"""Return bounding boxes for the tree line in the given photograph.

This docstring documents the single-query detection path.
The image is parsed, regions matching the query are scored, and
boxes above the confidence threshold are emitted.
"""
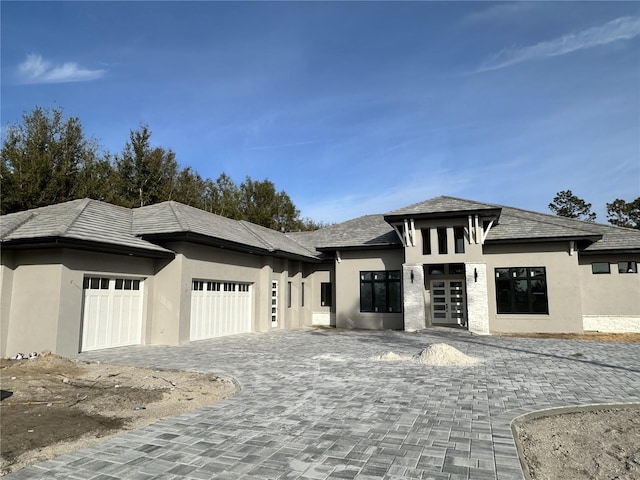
[549,190,639,229]
[1,107,326,232]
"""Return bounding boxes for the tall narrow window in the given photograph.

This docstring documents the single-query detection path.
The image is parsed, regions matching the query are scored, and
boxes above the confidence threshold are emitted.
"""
[321,282,332,307]
[437,227,448,254]
[271,281,278,324]
[454,226,465,254]
[287,281,292,308]
[421,228,431,255]
[301,282,305,307]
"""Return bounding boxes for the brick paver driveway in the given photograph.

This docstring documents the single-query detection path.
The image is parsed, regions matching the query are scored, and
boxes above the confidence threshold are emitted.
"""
[9,328,640,480]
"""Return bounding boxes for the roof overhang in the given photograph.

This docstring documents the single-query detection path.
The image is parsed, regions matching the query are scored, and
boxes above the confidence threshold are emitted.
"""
[485,235,602,246]
[141,232,321,263]
[317,243,403,252]
[384,208,502,223]
[1,237,175,259]
[579,248,640,256]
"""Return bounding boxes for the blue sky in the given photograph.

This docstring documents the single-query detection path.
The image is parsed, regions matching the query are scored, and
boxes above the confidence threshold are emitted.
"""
[2,1,639,224]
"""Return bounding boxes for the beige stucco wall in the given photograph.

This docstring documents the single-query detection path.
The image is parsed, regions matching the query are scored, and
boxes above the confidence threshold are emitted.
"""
[578,253,640,332]
[304,267,334,326]
[1,251,16,357]
[334,248,404,330]
[483,242,584,333]
[2,248,159,357]
[577,254,640,316]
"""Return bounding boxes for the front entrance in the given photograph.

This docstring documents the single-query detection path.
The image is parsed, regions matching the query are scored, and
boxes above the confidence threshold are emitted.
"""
[430,279,466,327]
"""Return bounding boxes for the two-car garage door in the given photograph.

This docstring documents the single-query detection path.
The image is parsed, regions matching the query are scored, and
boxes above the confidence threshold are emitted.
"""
[190,280,252,340]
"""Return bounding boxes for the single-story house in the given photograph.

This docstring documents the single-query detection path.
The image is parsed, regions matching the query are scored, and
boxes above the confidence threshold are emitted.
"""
[1,196,639,357]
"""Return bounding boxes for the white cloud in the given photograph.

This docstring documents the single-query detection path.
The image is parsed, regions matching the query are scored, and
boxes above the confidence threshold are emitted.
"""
[17,54,106,84]
[478,16,640,72]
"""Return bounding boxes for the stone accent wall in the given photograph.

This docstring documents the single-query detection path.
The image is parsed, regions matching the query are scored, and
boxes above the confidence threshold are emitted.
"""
[583,316,640,333]
[465,263,490,335]
[403,264,426,331]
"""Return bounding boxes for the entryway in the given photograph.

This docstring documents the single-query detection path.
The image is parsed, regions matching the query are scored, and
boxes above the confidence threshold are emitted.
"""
[430,279,467,327]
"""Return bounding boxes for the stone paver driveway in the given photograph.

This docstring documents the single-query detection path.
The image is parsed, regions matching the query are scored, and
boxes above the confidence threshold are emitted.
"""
[8,328,640,480]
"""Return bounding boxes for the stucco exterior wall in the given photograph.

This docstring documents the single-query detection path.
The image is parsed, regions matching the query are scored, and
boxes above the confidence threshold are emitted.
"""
[3,251,63,357]
[483,242,584,333]
[2,248,160,357]
[334,248,404,330]
[578,253,640,332]
[0,251,16,357]
[305,267,334,326]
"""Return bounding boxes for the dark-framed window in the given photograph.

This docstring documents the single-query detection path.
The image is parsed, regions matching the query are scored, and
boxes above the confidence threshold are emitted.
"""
[287,281,292,308]
[421,228,431,255]
[437,227,448,254]
[495,267,548,314]
[618,261,637,274]
[591,262,610,274]
[454,227,465,254]
[321,282,332,307]
[360,271,402,313]
[301,282,305,307]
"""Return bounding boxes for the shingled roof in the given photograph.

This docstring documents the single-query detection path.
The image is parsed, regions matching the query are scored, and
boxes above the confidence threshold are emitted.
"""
[384,196,501,220]
[1,199,173,257]
[133,201,319,260]
[287,214,401,252]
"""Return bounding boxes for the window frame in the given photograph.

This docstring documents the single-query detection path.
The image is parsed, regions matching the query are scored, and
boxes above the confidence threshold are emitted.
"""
[320,282,332,307]
[495,267,549,315]
[618,261,637,274]
[359,270,402,313]
[437,227,448,254]
[421,228,431,255]
[591,262,610,274]
[454,226,465,254]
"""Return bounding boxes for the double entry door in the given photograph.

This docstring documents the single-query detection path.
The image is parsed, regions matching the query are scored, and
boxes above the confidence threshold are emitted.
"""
[430,279,466,327]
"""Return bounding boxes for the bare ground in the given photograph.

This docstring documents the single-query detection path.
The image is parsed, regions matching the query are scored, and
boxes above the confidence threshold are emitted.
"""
[514,407,640,480]
[0,353,237,476]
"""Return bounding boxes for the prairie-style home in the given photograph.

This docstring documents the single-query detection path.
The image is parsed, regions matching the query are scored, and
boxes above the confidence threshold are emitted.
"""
[1,196,638,357]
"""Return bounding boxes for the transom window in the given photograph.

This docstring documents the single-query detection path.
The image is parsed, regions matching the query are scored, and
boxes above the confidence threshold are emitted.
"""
[591,262,610,274]
[360,271,402,313]
[495,267,548,314]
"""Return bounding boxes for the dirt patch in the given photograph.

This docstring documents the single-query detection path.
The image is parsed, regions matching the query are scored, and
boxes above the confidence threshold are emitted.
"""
[514,406,640,480]
[0,353,237,476]
[497,332,640,342]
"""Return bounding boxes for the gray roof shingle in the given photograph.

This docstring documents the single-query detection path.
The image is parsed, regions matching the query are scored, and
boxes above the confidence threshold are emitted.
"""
[287,215,401,251]
[1,199,172,255]
[385,196,500,217]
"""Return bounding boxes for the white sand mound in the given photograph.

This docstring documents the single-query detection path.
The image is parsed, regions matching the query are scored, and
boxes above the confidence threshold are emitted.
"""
[373,351,411,361]
[414,343,481,366]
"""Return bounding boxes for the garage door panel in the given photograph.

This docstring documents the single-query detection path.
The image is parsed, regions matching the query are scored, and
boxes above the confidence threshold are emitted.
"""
[81,277,143,352]
[190,281,252,341]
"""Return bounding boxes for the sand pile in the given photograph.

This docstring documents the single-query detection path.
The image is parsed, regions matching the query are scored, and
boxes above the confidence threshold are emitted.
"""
[414,343,481,366]
[375,351,410,361]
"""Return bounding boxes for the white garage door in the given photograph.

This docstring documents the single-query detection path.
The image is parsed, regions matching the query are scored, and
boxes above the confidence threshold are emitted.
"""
[81,277,143,352]
[190,280,252,340]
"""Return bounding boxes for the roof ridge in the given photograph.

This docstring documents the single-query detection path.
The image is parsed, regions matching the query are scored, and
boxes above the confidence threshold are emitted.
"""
[238,220,275,251]
[58,198,92,235]
[167,201,190,231]
[0,211,35,237]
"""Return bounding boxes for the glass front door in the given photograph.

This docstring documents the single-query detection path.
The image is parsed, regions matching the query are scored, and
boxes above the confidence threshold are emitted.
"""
[430,279,466,327]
